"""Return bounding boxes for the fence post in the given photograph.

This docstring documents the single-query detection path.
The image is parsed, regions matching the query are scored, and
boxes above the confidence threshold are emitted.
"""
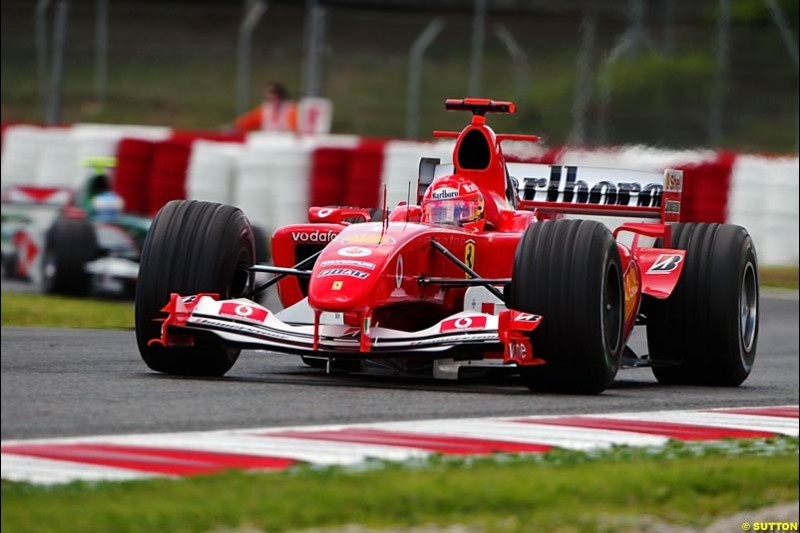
[661,0,675,55]
[596,2,648,143]
[763,0,799,152]
[46,0,69,125]
[406,19,444,139]
[35,0,51,120]
[303,0,326,97]
[468,0,487,96]
[236,0,268,116]
[570,12,596,145]
[708,0,730,146]
[94,0,108,106]
[493,24,530,98]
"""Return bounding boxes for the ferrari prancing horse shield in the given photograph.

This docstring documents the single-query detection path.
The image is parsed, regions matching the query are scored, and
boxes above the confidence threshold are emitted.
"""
[464,240,476,278]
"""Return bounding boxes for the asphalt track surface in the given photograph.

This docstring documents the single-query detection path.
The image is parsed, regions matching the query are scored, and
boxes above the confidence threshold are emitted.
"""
[2,293,797,440]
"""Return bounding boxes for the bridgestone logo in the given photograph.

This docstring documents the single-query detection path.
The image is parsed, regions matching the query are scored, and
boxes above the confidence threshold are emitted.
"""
[432,188,459,200]
[291,230,337,243]
[648,254,682,274]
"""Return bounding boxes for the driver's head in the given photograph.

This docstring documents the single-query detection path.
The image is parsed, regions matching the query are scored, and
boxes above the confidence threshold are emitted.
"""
[421,175,485,230]
[91,191,124,222]
[265,82,289,103]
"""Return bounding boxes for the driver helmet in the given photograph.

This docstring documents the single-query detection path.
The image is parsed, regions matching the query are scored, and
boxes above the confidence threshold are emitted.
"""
[91,191,124,222]
[421,175,485,230]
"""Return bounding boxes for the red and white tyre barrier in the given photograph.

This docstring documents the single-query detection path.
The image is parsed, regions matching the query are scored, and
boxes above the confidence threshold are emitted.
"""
[2,405,796,485]
[2,122,798,265]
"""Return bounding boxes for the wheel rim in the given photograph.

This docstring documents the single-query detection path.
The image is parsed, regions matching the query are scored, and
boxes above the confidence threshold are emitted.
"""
[602,262,623,354]
[739,261,757,352]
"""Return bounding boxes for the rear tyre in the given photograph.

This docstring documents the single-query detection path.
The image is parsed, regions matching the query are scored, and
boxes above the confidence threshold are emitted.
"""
[135,200,255,376]
[645,223,758,386]
[509,219,624,394]
[41,217,98,296]
[3,250,20,279]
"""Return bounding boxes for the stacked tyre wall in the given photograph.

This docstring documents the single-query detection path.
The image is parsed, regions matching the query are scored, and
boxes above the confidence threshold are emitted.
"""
[2,123,797,266]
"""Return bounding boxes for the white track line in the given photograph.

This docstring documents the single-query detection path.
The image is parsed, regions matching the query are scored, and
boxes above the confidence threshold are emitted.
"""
[368,419,669,450]
[595,411,799,436]
[1,454,154,484]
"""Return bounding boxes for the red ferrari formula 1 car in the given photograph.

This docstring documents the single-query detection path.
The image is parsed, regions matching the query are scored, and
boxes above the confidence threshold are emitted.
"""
[135,99,759,394]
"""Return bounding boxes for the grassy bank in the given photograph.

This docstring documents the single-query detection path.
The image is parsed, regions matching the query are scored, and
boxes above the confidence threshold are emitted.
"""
[1,292,133,329]
[2,438,798,533]
[761,266,799,290]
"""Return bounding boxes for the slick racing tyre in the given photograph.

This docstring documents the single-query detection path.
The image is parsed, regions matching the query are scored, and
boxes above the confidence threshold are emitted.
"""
[135,200,255,376]
[509,219,624,394]
[42,217,98,296]
[645,223,759,386]
[3,251,20,279]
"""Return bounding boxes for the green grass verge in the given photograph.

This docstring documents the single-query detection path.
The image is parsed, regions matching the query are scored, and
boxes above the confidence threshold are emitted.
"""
[0,292,133,329]
[761,266,799,290]
[2,438,798,533]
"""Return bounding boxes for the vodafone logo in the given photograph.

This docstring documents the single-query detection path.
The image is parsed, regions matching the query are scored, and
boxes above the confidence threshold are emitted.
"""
[219,302,268,324]
[291,230,337,243]
[235,304,254,317]
[439,316,488,333]
[338,246,372,258]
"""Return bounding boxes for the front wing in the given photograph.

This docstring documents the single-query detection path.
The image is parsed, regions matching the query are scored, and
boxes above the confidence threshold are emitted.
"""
[153,294,542,365]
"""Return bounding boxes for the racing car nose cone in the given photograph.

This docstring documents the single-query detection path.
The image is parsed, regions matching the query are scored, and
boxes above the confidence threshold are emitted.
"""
[308,221,420,312]
[307,268,376,312]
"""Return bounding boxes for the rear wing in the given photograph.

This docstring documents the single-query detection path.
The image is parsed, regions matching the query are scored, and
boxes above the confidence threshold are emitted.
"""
[421,160,682,224]
[445,98,515,116]
[515,164,682,223]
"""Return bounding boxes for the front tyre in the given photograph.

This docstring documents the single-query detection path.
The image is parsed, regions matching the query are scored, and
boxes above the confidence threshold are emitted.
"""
[645,223,758,386]
[41,217,98,296]
[509,219,624,394]
[135,200,255,376]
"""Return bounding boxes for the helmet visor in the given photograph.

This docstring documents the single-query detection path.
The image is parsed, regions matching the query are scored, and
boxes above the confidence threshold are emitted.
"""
[422,199,482,226]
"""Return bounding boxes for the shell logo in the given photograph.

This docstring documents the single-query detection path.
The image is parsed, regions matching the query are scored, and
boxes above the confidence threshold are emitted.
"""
[625,268,639,300]
[341,234,396,245]
[338,246,372,258]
